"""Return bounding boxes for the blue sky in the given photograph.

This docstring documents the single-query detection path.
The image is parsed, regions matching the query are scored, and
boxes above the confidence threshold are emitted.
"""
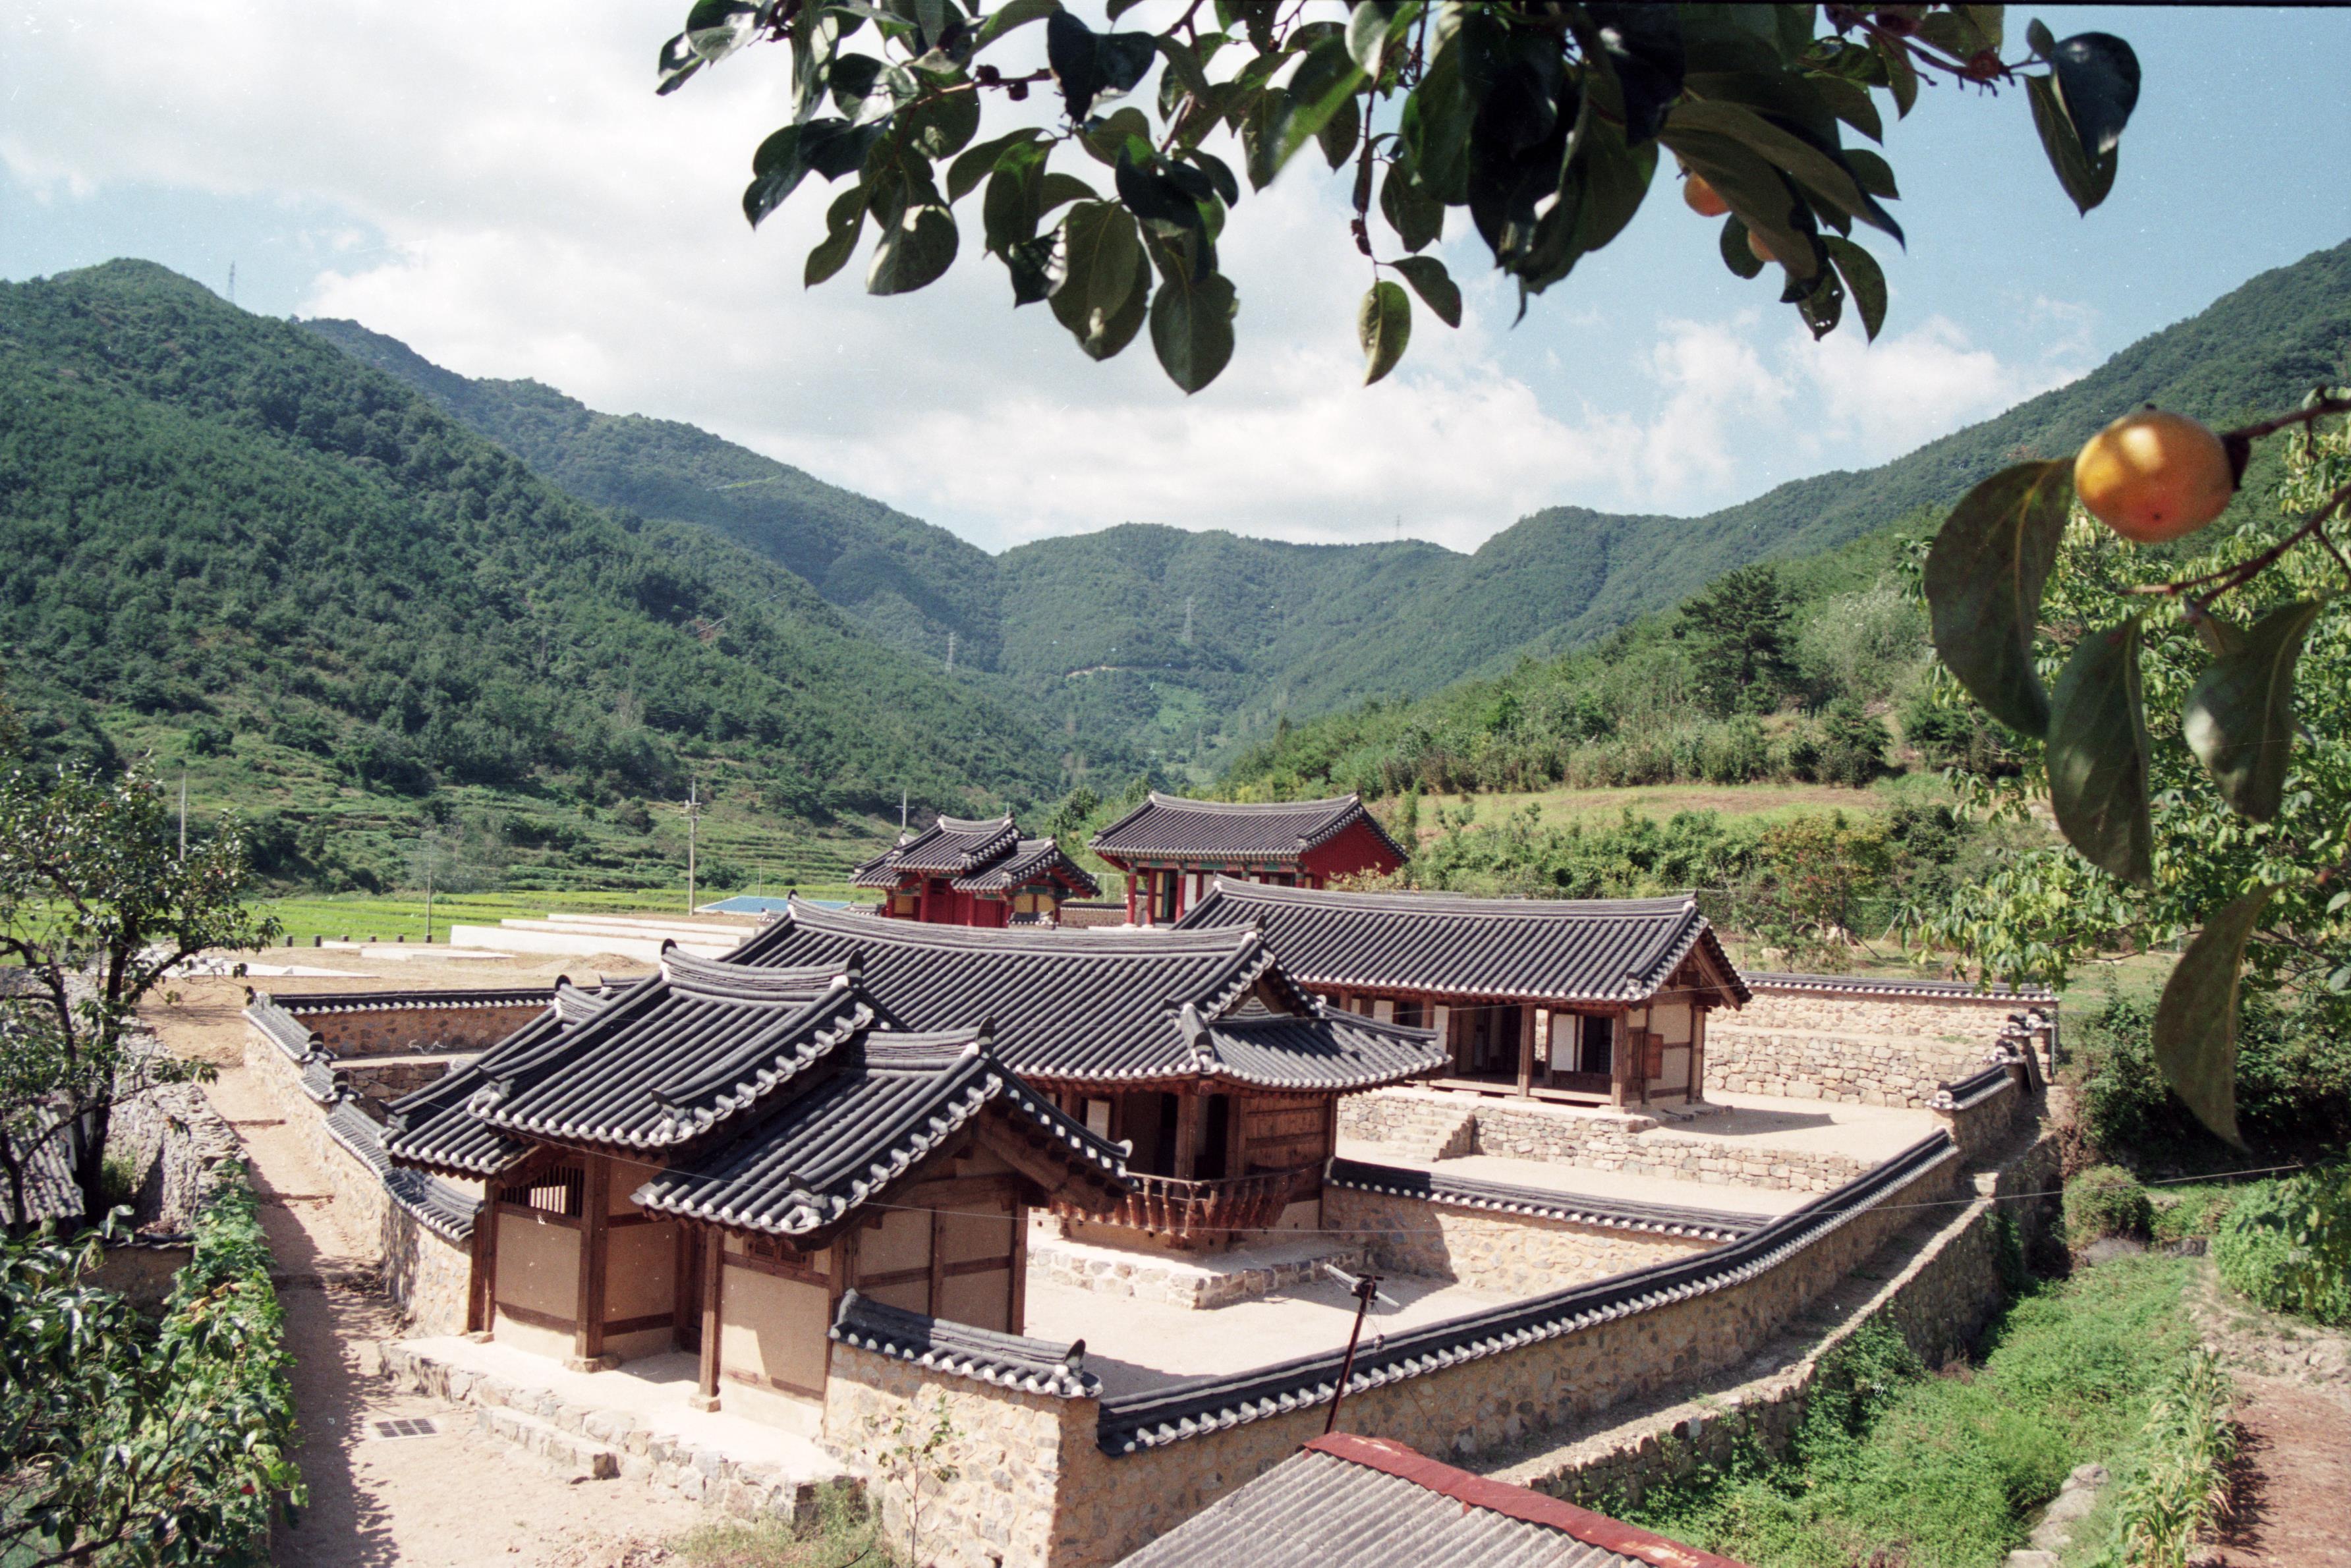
[4,4,2346,553]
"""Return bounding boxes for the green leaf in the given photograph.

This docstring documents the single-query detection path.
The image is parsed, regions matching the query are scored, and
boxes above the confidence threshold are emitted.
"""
[1718,214,1764,279]
[743,119,882,228]
[1147,264,1237,393]
[1357,279,1411,385]
[1243,38,1367,190]
[1399,5,1494,203]
[1391,256,1460,328]
[1923,461,2073,738]
[947,130,1040,203]
[974,0,1058,51]
[1316,92,1361,170]
[2025,18,2058,59]
[1844,148,1898,200]
[2182,598,2325,823]
[1660,126,1817,280]
[1379,160,1445,253]
[2050,32,2140,156]
[1825,237,1885,340]
[866,200,959,294]
[2046,615,2155,885]
[1807,72,1883,144]
[1345,0,1417,74]
[1050,200,1146,354]
[902,84,982,160]
[1080,107,1152,167]
[2026,73,2116,214]
[1157,34,1213,104]
[2154,884,2276,1147]
[1873,31,1917,117]
[1661,100,1902,244]
[805,182,868,286]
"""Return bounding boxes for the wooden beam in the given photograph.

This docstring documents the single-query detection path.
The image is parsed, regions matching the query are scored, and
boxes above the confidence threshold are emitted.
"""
[1516,1005,1535,1098]
[1222,1093,1247,1179]
[575,1154,611,1363]
[1009,1203,1029,1336]
[928,1207,949,1317]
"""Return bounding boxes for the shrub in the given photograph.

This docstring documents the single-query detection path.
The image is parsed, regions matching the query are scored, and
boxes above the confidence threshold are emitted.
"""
[2072,993,2351,1161]
[2087,1347,2236,1568]
[2212,1165,2351,1324]
[2067,1166,2154,1246]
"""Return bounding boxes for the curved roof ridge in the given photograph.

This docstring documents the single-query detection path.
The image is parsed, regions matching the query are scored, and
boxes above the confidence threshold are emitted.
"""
[664,947,848,997]
[1144,790,1361,814]
[1193,880,1701,916]
[770,895,1252,957]
[934,811,1016,832]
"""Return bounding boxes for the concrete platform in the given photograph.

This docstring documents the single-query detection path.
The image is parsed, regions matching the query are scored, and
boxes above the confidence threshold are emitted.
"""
[1028,1227,1371,1310]
[385,1337,848,1520]
[1697,1090,1937,1162]
[1335,1141,1813,1217]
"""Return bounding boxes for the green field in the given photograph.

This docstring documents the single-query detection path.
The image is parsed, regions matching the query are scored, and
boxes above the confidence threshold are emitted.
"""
[256,884,861,947]
[1415,773,1954,839]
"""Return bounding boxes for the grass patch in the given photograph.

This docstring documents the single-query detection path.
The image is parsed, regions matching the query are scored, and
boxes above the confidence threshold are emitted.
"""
[1614,1253,2195,1568]
[253,885,859,945]
[673,1487,885,1568]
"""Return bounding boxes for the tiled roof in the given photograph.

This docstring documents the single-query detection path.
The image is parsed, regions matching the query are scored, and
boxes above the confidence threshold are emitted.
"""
[851,814,1021,886]
[1095,1131,1956,1455]
[953,838,1100,897]
[382,993,603,1176]
[633,1032,1129,1237]
[1177,883,1749,1007]
[323,1098,480,1243]
[468,954,868,1151]
[1743,972,2056,1002]
[831,1289,1100,1398]
[1326,1157,1765,1241]
[1090,792,1406,867]
[727,900,1446,1090]
[1116,1433,1747,1568]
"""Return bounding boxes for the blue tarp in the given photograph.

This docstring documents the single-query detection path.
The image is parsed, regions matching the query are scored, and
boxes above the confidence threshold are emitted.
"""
[696,895,852,914]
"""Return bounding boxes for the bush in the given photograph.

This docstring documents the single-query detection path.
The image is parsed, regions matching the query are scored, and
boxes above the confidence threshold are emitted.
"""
[2072,993,2351,1161]
[2068,1166,2155,1246]
[2212,1165,2351,1324]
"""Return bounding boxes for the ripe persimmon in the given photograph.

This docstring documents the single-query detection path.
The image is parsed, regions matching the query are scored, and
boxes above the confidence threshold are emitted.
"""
[1744,227,1779,267]
[1684,173,1730,217]
[2074,408,2237,543]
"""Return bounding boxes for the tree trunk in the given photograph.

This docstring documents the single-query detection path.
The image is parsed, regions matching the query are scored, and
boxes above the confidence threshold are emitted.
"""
[69,1102,111,1228]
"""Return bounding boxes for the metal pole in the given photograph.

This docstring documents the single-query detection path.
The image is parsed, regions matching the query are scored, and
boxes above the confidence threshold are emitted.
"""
[178,772,188,860]
[687,779,698,914]
[1323,1271,1381,1435]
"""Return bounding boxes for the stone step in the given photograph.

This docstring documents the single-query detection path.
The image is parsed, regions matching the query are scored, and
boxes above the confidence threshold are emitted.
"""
[473,1403,620,1482]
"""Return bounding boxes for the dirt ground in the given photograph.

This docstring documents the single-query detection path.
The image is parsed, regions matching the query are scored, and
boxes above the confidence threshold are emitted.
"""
[2192,1264,2351,1568]
[148,961,701,1568]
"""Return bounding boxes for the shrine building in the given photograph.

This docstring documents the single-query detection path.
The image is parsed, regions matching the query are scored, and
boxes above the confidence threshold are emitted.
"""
[1089,793,1409,926]
[851,812,1098,928]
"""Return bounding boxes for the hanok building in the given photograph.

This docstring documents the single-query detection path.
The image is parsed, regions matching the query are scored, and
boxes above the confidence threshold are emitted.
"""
[735,900,1443,1246]
[1089,792,1409,926]
[381,901,1443,1434]
[1179,882,1748,1109]
[382,951,1131,1433]
[850,812,1098,928]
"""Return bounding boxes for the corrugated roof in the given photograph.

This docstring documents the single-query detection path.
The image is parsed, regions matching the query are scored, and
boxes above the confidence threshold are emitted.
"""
[633,1032,1129,1237]
[832,1289,1099,1398]
[1116,1434,1749,1567]
[1095,1131,1956,1455]
[1326,1157,1765,1241]
[727,900,1446,1090]
[1177,882,1749,1006]
[1091,792,1406,867]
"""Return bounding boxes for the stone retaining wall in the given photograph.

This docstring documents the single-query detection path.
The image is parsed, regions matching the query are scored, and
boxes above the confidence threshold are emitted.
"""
[1322,1187,1717,1296]
[1705,985,2039,1108]
[298,1002,544,1059]
[383,1204,474,1336]
[1027,1231,1368,1310]
[1498,1131,2062,1511]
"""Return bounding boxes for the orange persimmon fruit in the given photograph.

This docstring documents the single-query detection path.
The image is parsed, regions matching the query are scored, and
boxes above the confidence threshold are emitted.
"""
[2074,408,2238,543]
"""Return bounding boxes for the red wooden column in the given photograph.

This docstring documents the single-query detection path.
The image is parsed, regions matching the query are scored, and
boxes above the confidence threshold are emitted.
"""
[1123,873,1137,924]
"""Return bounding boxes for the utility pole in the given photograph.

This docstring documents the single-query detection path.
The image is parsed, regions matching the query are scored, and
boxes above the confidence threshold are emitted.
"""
[227,262,236,306]
[177,772,188,860]
[945,630,956,673]
[1181,596,1194,646]
[899,789,909,833]
[685,778,699,914]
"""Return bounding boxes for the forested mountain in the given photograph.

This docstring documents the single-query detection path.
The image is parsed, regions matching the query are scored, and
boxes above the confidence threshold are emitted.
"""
[308,241,2351,779]
[0,261,1067,888]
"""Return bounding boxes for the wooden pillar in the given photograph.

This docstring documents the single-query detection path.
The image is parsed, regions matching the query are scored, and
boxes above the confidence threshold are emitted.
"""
[1173,1090,1204,1179]
[468,1189,499,1335]
[1008,1204,1029,1336]
[1432,1004,1454,1075]
[1516,1005,1536,1097]
[1223,1093,1248,1177]
[928,1207,949,1317]
[694,1228,723,1407]
[1610,1011,1635,1108]
[1123,873,1137,924]
[574,1155,611,1366]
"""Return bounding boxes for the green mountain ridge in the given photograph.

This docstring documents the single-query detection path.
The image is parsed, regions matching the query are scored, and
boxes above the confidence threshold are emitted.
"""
[0,260,1068,888]
[302,239,2351,775]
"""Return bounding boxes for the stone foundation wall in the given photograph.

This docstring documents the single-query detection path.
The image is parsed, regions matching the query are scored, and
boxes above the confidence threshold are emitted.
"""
[1706,987,2033,1108]
[298,1002,544,1059]
[1322,1187,1718,1296]
[339,1058,463,1107]
[1502,1131,2062,1511]
[822,1342,1084,1568]
[384,1203,474,1335]
[1336,1091,1500,1152]
[1027,1231,1368,1310]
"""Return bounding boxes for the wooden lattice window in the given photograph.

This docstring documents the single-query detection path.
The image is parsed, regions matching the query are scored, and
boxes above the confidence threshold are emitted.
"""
[497,1164,584,1218]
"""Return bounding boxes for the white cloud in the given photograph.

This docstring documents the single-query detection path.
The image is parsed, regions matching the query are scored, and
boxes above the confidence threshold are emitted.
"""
[3,2,2089,553]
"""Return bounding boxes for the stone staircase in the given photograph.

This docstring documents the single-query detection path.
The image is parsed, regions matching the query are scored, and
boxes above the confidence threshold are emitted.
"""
[1376,1098,1481,1162]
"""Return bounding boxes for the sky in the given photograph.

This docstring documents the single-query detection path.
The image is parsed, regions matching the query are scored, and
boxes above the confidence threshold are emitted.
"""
[4,4,2347,555]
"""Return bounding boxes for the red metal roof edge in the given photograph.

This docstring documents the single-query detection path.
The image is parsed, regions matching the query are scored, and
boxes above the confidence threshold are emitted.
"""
[1301,1433,1750,1568]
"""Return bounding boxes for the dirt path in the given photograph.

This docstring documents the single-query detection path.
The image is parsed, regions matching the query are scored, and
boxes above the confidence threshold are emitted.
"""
[183,1024,700,1567]
[2191,1262,2351,1568]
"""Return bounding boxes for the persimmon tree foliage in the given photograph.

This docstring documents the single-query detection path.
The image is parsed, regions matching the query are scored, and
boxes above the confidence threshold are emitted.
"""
[658,1,2141,391]
[1919,398,2351,1144]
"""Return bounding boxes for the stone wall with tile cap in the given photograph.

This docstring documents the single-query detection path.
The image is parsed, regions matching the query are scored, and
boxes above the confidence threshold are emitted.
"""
[1322,1185,1720,1296]
[295,1001,545,1059]
[1705,983,2049,1109]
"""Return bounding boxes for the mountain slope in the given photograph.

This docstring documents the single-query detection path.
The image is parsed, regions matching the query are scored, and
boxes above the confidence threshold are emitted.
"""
[306,238,2351,775]
[0,261,1067,878]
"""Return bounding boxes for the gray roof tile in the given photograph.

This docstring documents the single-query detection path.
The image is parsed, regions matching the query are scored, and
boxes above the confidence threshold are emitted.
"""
[1091,793,1405,866]
[1179,882,1749,1006]
[831,1289,1100,1398]
[1326,1157,1767,1240]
